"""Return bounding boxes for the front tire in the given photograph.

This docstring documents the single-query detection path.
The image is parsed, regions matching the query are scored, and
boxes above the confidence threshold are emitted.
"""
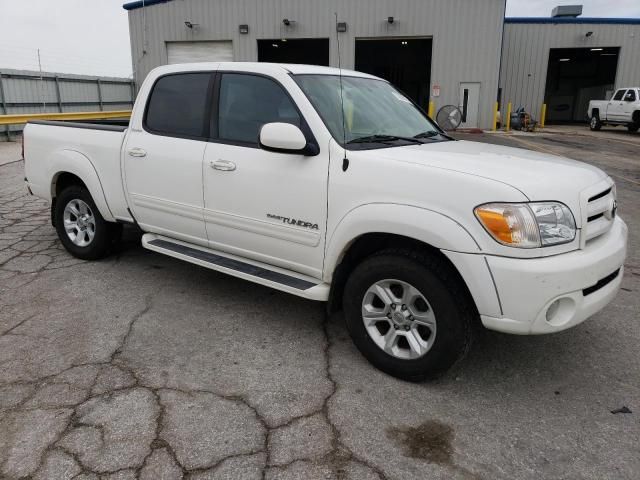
[628,124,639,133]
[343,249,476,381]
[54,185,121,260]
[590,114,602,131]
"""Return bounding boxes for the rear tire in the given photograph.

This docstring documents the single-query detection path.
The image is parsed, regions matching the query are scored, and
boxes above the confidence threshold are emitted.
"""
[590,114,602,131]
[343,249,476,381]
[54,185,121,260]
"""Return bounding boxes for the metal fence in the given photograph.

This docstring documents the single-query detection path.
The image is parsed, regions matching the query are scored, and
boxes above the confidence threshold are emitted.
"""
[0,68,135,141]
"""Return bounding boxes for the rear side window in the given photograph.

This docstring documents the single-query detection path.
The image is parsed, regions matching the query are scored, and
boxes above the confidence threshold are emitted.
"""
[625,90,636,101]
[145,73,211,138]
[217,73,301,144]
[612,90,625,101]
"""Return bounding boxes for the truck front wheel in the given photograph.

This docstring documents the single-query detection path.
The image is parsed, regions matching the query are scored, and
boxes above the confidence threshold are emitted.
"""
[343,249,475,381]
[628,124,639,133]
[54,185,121,260]
[590,114,602,131]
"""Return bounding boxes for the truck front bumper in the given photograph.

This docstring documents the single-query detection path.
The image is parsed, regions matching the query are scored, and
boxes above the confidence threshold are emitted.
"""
[480,216,627,335]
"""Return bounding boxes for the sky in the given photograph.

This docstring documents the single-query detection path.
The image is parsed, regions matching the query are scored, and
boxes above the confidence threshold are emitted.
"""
[0,0,639,78]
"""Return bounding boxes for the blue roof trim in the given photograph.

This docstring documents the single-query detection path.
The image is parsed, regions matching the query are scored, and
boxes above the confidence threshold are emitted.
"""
[123,0,173,11]
[505,17,640,25]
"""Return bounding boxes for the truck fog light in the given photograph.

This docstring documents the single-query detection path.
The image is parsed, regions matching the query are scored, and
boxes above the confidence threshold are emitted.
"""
[544,297,576,326]
[546,300,561,322]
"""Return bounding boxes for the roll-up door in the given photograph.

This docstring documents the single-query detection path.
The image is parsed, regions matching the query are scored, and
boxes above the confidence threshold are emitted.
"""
[166,41,233,64]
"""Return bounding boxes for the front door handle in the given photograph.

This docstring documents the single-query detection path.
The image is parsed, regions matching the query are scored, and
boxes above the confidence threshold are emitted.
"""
[127,148,147,158]
[210,160,236,171]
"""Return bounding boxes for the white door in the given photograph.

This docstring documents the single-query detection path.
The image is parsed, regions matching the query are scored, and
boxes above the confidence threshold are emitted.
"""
[607,89,627,121]
[459,82,481,128]
[202,72,329,278]
[621,89,637,120]
[166,41,233,64]
[124,72,212,246]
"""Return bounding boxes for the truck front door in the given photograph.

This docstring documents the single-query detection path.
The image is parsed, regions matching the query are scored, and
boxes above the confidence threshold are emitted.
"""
[123,72,213,247]
[201,71,329,279]
[607,89,627,121]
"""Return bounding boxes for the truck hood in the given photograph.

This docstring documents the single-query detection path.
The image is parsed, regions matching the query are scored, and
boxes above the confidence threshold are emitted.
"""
[372,139,607,201]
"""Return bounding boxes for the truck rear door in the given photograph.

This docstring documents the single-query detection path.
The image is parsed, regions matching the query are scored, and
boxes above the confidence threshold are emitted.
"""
[123,72,213,247]
[620,89,637,120]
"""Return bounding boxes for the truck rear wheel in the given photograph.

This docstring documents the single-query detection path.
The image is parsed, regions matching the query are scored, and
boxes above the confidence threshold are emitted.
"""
[343,249,475,381]
[54,185,121,260]
[590,114,602,131]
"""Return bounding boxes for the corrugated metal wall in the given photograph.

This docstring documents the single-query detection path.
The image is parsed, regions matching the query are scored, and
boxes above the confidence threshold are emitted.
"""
[127,0,506,129]
[500,21,640,122]
[0,69,135,140]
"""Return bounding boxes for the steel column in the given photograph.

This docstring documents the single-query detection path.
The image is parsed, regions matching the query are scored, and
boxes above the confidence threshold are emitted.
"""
[54,76,63,113]
[97,79,104,111]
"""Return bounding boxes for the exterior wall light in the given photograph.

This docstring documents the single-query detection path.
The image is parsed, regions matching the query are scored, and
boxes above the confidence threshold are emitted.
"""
[239,24,249,34]
[387,16,394,24]
[336,22,348,33]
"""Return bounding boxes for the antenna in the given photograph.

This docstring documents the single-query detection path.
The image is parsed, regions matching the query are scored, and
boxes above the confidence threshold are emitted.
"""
[334,12,349,169]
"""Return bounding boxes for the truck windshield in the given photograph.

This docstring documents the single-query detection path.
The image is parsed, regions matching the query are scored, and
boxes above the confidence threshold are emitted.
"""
[293,74,447,149]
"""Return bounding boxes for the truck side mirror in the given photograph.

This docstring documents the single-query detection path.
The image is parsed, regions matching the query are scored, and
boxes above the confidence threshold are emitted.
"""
[259,122,318,156]
[624,94,634,102]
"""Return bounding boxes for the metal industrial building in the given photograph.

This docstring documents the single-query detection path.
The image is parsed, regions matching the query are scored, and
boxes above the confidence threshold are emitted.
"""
[500,16,640,124]
[124,0,506,129]
[123,0,640,129]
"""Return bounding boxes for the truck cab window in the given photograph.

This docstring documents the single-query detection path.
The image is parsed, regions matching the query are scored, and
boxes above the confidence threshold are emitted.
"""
[217,73,301,145]
[625,90,636,101]
[612,90,625,101]
[144,73,211,138]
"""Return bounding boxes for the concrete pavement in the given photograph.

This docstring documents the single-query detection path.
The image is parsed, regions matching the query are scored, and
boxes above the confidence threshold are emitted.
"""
[1,128,638,479]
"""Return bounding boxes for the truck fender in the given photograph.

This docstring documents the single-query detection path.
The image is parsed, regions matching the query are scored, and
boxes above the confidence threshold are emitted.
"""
[323,203,481,282]
[48,149,115,222]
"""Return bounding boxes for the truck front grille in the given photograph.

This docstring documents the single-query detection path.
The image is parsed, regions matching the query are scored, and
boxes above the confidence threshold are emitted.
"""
[583,187,615,244]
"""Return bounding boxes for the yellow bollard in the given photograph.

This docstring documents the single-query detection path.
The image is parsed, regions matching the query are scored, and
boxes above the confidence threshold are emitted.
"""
[492,102,499,131]
[540,104,547,128]
[505,102,512,132]
[428,101,435,119]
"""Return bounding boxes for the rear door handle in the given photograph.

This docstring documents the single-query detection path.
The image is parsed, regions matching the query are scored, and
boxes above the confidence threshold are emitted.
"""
[128,148,147,158]
[210,160,236,171]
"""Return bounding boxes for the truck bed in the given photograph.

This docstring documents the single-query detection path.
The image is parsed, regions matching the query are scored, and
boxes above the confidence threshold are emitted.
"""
[24,119,132,222]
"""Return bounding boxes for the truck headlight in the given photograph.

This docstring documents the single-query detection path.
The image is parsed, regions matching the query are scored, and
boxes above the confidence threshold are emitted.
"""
[474,202,576,248]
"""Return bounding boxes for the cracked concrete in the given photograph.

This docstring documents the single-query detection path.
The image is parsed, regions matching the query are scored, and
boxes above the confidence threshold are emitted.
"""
[1,131,639,479]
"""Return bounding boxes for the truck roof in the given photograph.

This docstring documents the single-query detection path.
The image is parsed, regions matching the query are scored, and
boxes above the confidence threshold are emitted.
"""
[148,62,380,80]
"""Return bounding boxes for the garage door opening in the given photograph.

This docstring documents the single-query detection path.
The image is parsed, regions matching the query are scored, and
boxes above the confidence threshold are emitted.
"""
[258,38,329,66]
[544,47,620,123]
[355,38,432,110]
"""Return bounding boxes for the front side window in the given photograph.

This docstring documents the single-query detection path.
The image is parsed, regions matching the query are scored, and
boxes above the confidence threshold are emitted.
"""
[294,74,446,150]
[145,73,211,138]
[613,89,626,101]
[217,73,301,144]
[625,90,636,101]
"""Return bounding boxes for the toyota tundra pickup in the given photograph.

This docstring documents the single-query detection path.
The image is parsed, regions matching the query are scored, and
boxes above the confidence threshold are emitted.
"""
[23,63,627,380]
[588,87,640,132]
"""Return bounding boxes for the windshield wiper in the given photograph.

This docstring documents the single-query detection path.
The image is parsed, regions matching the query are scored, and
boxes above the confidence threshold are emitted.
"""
[347,134,424,145]
[415,130,455,141]
[413,131,440,139]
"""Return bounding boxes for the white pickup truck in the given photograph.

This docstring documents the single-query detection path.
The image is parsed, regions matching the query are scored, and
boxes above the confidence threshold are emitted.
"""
[588,87,640,132]
[24,63,627,380]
